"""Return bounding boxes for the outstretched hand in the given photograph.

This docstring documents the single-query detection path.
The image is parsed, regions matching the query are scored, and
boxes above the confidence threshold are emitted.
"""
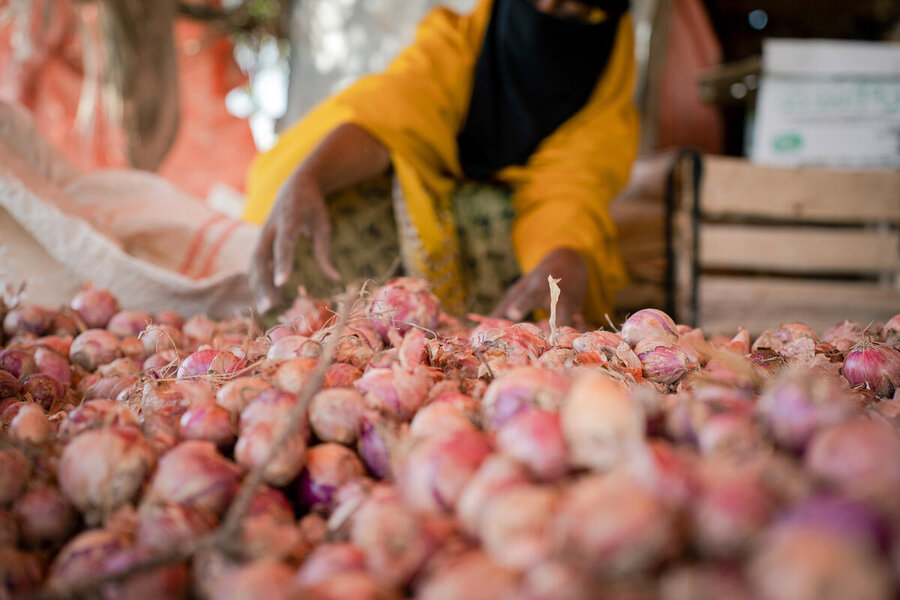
[250,171,341,315]
[490,247,588,330]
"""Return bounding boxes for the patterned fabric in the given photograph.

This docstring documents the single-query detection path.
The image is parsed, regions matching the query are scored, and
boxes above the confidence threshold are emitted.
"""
[282,176,520,317]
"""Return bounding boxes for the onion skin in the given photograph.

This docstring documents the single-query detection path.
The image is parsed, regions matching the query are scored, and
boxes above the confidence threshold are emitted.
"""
[635,337,692,384]
[0,508,18,547]
[479,484,560,569]
[367,277,441,342]
[136,501,218,552]
[10,403,53,445]
[0,348,36,380]
[621,308,679,347]
[496,408,568,481]
[295,543,367,587]
[0,448,28,505]
[481,366,570,430]
[210,560,298,600]
[179,404,236,449]
[59,426,157,524]
[297,443,366,513]
[176,349,244,380]
[235,423,307,487]
[60,400,140,441]
[843,342,900,398]
[70,329,121,371]
[107,310,153,338]
[415,550,520,600]
[3,305,54,337]
[309,388,366,445]
[0,547,42,596]
[457,455,530,536]
[49,529,130,587]
[21,373,63,409]
[141,325,184,355]
[12,486,76,548]
[70,285,119,329]
[146,440,241,516]
[0,369,20,397]
[100,548,189,600]
[216,376,271,417]
[34,347,72,385]
[266,334,320,363]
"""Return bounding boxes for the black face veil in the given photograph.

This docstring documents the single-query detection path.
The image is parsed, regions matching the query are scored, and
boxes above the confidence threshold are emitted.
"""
[457,0,628,179]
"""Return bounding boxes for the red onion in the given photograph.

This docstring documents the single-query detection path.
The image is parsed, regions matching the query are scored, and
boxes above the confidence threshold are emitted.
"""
[316,325,383,369]
[136,501,218,552]
[34,346,71,385]
[59,426,157,524]
[748,525,891,600]
[759,365,858,450]
[141,325,184,355]
[635,337,692,384]
[146,440,241,515]
[216,376,271,417]
[621,308,679,347]
[805,418,900,513]
[659,565,753,600]
[479,484,560,569]
[210,560,298,600]
[0,547,42,596]
[626,441,698,509]
[155,309,185,330]
[106,310,153,338]
[182,315,217,350]
[426,337,481,379]
[300,571,398,600]
[3,305,53,337]
[49,528,130,587]
[843,341,900,398]
[0,508,18,546]
[70,284,119,329]
[70,329,120,371]
[12,486,76,547]
[457,454,530,536]
[238,486,303,561]
[143,349,180,377]
[239,389,307,436]
[414,550,520,600]
[399,429,493,513]
[0,369,19,397]
[180,403,235,449]
[358,413,405,480]
[60,401,139,442]
[496,407,568,481]
[266,334,320,363]
[309,388,366,444]
[561,370,645,471]
[102,356,143,379]
[177,349,244,380]
[299,513,329,547]
[295,543,367,587]
[355,364,432,421]
[0,348,36,380]
[572,330,626,360]
[298,443,366,513]
[351,485,433,587]
[141,379,213,414]
[778,495,890,553]
[470,323,549,371]
[10,403,53,444]
[235,423,307,486]
[324,362,363,388]
[691,471,773,558]
[367,277,441,342]
[556,472,676,575]
[269,356,318,394]
[516,561,593,600]
[21,374,63,409]
[696,413,766,458]
[0,448,28,505]
[279,287,333,335]
[481,366,570,430]
[99,547,189,600]
[410,401,477,441]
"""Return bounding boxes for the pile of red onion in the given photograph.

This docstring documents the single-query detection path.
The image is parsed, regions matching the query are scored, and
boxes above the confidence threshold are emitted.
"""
[2,276,900,599]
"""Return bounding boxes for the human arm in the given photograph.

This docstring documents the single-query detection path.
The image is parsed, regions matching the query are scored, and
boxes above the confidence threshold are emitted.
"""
[250,123,390,314]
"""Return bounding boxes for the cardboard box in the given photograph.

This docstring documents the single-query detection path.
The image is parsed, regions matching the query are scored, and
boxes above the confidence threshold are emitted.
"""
[751,39,900,169]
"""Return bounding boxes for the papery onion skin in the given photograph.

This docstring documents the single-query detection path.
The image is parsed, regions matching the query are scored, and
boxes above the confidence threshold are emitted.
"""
[58,426,157,524]
[12,486,77,548]
[3,305,54,337]
[297,443,366,513]
[70,285,119,329]
[70,329,121,372]
[621,308,679,347]
[177,349,244,380]
[10,403,53,445]
[309,388,366,445]
[635,337,692,384]
[0,348,36,380]
[0,448,28,505]
[843,342,900,398]
[367,277,442,342]
[146,440,241,516]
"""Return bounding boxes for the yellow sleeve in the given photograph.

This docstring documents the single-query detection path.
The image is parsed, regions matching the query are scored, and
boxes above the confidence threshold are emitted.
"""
[498,14,639,325]
[243,1,492,226]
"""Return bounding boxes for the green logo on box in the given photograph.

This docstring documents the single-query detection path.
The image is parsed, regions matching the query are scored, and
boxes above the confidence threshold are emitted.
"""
[773,133,803,153]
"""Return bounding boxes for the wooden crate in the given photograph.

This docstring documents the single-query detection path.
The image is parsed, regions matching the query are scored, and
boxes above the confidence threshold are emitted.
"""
[672,155,900,335]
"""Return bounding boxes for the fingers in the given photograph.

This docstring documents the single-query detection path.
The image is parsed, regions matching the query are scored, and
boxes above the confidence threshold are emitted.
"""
[273,218,301,288]
[312,215,341,283]
[250,227,282,315]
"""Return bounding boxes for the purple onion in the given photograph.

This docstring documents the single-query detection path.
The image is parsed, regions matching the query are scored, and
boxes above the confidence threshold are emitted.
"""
[496,407,568,481]
[843,341,900,398]
[70,329,120,371]
[635,337,692,384]
[106,310,153,338]
[49,529,130,586]
[480,366,570,430]
[136,502,218,552]
[298,443,365,513]
[0,369,19,397]
[621,308,679,347]
[34,347,71,385]
[155,310,185,330]
[99,547,189,600]
[0,349,36,380]
[295,543,367,587]
[0,547,42,596]
[20,374,64,409]
[141,325,184,355]
[176,349,244,380]
[0,448,28,505]
[146,440,241,516]
[59,399,139,441]
[70,285,119,329]
[3,305,53,337]
[357,414,403,480]
[367,277,441,342]
[0,508,18,547]
[777,494,890,552]
[12,486,77,548]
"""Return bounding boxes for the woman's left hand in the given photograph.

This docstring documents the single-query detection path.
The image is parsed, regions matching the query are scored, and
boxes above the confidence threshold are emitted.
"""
[490,247,589,330]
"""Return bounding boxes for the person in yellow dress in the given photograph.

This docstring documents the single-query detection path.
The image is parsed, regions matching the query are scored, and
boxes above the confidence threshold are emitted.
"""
[244,0,638,329]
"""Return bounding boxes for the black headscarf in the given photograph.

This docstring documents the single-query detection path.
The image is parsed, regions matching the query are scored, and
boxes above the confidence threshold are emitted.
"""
[457,0,628,179]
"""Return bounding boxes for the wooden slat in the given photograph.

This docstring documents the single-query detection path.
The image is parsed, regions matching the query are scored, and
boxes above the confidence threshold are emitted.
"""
[697,276,900,335]
[699,224,900,273]
[700,156,900,222]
